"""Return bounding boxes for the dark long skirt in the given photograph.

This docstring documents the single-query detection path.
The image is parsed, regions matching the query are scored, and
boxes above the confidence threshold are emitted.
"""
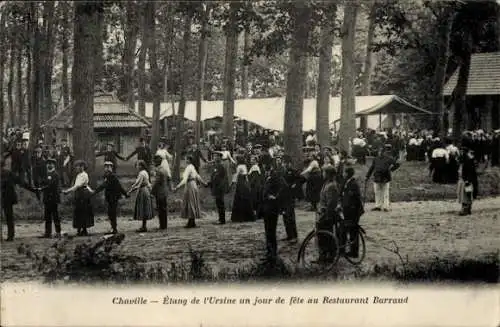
[248,171,263,216]
[73,188,94,229]
[431,157,447,184]
[445,156,459,184]
[231,175,255,222]
[306,170,323,205]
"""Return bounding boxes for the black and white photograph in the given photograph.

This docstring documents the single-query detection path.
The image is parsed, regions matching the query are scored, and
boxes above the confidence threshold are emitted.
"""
[0,0,498,326]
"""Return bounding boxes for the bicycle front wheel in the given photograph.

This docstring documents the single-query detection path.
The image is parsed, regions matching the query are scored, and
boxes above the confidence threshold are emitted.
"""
[297,229,340,272]
[343,228,366,265]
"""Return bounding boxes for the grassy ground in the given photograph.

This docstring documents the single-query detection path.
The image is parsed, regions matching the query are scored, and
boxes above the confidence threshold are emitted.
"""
[10,159,500,221]
[1,197,499,283]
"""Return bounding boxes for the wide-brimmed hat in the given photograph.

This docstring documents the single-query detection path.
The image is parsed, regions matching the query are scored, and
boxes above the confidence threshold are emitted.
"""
[103,161,114,166]
[73,160,87,169]
[46,158,56,165]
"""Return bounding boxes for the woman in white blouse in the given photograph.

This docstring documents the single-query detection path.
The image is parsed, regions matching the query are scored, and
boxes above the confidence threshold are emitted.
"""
[230,155,256,222]
[174,156,207,228]
[156,137,173,179]
[301,155,323,211]
[62,160,94,236]
[127,160,153,232]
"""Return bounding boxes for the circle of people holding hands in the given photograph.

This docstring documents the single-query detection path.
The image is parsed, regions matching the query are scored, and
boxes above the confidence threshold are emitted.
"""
[2,126,498,264]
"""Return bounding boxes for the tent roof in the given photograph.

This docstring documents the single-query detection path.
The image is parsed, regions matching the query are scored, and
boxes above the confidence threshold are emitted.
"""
[137,95,425,131]
[443,52,500,96]
[354,95,433,116]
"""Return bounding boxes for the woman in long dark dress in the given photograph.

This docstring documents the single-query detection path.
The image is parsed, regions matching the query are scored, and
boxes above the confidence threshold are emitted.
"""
[301,155,323,211]
[248,155,263,218]
[127,160,153,232]
[231,155,256,222]
[174,156,207,228]
[62,160,94,236]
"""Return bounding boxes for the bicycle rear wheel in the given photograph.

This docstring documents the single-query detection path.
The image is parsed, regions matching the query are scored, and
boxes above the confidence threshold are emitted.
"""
[297,229,340,272]
[343,228,366,265]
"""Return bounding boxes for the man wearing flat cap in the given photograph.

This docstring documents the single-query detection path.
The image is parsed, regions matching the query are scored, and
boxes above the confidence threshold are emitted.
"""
[126,137,152,168]
[365,144,400,211]
[37,158,62,238]
[151,154,173,230]
[92,161,129,234]
[96,143,126,173]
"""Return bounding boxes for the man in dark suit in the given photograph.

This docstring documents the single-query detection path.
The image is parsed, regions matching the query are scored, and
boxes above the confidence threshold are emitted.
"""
[188,143,207,174]
[280,155,299,243]
[32,145,47,188]
[96,143,126,173]
[365,144,400,211]
[92,161,129,234]
[151,155,172,230]
[1,158,36,241]
[207,152,227,224]
[340,167,364,258]
[261,154,287,263]
[37,158,62,238]
[126,138,152,167]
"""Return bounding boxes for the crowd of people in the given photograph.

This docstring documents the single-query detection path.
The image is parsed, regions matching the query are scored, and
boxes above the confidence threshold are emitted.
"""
[2,124,498,264]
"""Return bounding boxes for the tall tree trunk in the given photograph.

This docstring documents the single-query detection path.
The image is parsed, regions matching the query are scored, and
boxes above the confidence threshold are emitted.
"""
[145,2,161,152]
[173,14,193,181]
[196,4,209,144]
[122,1,138,110]
[44,1,56,120]
[94,8,105,90]
[0,10,6,133]
[222,3,239,141]
[61,1,71,109]
[162,3,176,136]
[434,7,454,138]
[16,36,24,126]
[339,2,359,154]
[359,0,376,130]
[452,31,472,141]
[8,40,15,126]
[316,4,337,148]
[241,28,250,98]
[284,3,312,168]
[72,2,104,180]
[30,3,42,149]
[137,4,147,116]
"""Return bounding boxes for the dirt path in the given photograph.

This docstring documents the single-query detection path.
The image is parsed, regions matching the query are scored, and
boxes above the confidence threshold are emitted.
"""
[1,198,499,281]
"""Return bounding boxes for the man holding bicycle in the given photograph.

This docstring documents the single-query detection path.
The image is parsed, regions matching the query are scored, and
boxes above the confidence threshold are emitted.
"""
[315,165,340,264]
[340,167,364,258]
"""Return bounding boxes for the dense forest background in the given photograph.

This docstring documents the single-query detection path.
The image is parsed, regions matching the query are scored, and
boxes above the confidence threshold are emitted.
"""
[0,0,499,174]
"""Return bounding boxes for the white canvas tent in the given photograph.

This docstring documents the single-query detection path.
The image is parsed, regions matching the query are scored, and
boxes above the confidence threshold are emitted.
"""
[136,95,427,131]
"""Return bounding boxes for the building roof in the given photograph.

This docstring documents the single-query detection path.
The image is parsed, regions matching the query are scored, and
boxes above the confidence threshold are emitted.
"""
[443,52,500,96]
[140,95,425,131]
[44,93,152,129]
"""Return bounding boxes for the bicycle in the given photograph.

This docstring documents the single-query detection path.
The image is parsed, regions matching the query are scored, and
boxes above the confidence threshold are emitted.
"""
[297,210,366,271]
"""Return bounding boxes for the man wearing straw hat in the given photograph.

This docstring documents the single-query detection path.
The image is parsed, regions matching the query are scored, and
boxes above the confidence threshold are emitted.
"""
[92,161,129,234]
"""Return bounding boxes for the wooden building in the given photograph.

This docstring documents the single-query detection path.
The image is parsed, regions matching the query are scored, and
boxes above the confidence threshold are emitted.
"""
[43,93,151,155]
[444,52,500,131]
